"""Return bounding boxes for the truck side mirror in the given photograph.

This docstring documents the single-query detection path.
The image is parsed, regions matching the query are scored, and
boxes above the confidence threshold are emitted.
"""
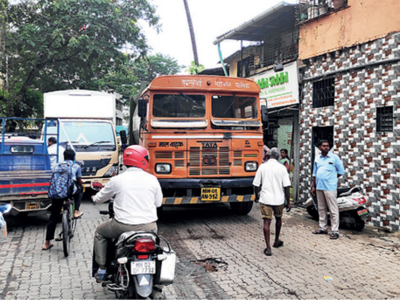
[120,130,127,145]
[138,99,147,118]
[261,105,269,129]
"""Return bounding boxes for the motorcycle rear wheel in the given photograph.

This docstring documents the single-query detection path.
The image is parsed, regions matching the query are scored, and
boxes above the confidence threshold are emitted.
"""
[115,277,135,299]
[351,212,365,231]
[307,205,319,220]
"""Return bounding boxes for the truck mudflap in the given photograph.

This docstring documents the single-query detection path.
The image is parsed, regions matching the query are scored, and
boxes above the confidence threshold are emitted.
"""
[162,194,255,205]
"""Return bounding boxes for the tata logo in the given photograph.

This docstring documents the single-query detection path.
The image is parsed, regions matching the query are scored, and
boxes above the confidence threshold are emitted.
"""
[201,142,217,148]
[170,142,183,148]
[203,155,217,165]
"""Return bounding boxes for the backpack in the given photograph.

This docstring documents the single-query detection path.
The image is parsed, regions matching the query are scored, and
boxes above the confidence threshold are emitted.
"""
[48,162,74,200]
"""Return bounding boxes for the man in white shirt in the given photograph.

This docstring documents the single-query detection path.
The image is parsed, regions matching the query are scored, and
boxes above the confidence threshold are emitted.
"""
[92,145,163,282]
[47,137,65,170]
[253,147,291,257]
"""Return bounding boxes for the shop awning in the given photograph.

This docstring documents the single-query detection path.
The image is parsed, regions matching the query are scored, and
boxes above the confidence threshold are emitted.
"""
[213,2,296,44]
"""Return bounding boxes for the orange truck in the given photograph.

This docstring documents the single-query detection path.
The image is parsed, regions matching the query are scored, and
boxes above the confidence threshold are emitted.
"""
[131,75,268,215]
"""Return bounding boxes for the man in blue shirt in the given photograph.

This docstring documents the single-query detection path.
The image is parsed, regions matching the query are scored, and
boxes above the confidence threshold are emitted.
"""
[311,140,345,239]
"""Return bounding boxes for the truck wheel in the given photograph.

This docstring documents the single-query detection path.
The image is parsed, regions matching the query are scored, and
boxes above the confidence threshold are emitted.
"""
[307,205,319,220]
[230,202,253,215]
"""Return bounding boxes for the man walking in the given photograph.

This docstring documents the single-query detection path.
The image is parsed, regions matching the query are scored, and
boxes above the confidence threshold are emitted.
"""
[311,140,345,240]
[253,148,291,256]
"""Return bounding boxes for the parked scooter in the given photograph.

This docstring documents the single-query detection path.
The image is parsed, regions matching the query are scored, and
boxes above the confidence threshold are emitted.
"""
[0,204,12,243]
[91,182,176,299]
[305,186,369,231]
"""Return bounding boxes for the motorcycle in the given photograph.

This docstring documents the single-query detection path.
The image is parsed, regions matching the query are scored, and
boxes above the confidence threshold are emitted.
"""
[305,186,369,231]
[0,204,12,243]
[91,182,176,299]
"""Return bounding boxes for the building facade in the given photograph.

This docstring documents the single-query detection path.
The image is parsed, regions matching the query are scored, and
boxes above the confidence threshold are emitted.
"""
[298,0,400,231]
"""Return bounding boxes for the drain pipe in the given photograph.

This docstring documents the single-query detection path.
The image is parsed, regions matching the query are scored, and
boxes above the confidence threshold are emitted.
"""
[217,43,229,77]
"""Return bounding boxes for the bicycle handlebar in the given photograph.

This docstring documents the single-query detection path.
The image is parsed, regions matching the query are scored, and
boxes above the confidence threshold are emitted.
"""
[99,210,109,215]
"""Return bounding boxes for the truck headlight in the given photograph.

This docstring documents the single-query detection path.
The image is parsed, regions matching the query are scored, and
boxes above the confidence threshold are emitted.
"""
[245,161,258,172]
[104,165,119,177]
[155,163,171,174]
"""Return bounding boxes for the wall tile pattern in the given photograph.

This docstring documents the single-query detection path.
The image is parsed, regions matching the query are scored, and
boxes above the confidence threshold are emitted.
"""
[299,33,400,231]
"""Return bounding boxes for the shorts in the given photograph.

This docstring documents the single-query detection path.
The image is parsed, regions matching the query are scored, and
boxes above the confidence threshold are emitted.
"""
[260,203,284,219]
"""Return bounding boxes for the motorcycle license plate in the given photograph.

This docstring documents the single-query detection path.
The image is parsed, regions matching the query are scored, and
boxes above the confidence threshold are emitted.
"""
[201,188,220,201]
[131,261,156,275]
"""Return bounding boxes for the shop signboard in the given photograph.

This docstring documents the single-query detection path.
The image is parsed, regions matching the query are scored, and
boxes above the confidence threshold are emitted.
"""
[251,61,299,109]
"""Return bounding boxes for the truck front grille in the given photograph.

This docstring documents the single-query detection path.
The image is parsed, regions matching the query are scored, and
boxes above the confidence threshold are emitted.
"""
[82,158,111,176]
[189,146,230,176]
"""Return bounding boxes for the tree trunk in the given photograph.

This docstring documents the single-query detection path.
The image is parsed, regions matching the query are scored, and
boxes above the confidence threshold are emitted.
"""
[183,0,199,66]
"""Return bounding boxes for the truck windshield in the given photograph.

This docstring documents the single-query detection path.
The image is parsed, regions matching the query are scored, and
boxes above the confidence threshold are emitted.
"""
[153,94,205,118]
[48,121,116,152]
[212,95,258,119]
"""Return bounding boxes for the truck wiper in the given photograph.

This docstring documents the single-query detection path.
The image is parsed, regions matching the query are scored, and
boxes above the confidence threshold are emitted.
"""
[179,92,195,102]
[223,95,235,115]
[84,141,113,148]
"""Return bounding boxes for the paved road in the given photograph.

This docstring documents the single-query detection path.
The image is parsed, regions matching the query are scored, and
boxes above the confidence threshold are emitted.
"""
[1,198,400,299]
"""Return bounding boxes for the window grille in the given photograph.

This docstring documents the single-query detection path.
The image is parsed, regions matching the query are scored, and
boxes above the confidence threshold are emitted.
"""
[312,77,335,108]
[237,55,254,78]
[376,106,393,132]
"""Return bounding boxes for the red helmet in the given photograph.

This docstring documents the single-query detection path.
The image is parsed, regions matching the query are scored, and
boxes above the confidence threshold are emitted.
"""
[123,145,150,171]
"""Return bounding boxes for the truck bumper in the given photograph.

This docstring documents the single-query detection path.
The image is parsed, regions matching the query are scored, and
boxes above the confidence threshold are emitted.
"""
[158,178,255,205]
[158,178,254,189]
[5,198,52,215]
[162,194,255,205]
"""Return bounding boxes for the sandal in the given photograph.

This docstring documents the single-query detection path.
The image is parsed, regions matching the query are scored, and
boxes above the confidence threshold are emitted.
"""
[42,244,54,251]
[312,229,328,235]
[263,248,272,256]
[273,240,284,248]
[73,212,84,219]
[330,233,339,240]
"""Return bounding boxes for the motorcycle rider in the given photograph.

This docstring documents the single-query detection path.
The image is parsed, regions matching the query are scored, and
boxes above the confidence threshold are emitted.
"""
[91,145,163,282]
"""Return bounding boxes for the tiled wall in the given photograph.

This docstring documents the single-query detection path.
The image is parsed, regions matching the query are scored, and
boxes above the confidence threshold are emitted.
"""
[299,33,400,231]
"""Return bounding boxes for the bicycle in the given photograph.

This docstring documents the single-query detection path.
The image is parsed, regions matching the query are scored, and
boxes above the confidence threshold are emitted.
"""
[56,198,78,257]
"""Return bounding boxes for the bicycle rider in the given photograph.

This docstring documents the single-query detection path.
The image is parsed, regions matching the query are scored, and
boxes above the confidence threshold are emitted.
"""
[42,149,84,251]
[91,145,163,282]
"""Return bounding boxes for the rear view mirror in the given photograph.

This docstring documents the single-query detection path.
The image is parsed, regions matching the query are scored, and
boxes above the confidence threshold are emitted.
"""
[120,130,127,144]
[138,99,147,118]
[261,105,269,129]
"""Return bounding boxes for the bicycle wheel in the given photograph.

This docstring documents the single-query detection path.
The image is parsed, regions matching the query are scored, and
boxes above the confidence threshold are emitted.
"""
[70,201,77,237]
[62,209,70,257]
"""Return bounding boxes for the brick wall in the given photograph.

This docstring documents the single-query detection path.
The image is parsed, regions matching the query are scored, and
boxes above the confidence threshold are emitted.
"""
[299,32,400,231]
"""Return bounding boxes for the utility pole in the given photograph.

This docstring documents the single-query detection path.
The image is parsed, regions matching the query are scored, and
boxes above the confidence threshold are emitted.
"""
[183,0,199,66]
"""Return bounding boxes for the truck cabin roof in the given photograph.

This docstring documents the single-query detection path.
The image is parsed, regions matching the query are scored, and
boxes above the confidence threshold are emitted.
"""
[141,75,261,94]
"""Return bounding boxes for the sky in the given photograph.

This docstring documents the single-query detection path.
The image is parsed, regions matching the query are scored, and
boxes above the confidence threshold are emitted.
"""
[143,0,296,72]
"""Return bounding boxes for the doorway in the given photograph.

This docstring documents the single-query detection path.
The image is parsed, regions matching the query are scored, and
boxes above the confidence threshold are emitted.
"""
[311,126,334,172]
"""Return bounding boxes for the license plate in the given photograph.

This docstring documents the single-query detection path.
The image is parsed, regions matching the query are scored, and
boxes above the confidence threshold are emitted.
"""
[357,208,368,216]
[131,261,156,275]
[26,202,39,210]
[201,188,221,201]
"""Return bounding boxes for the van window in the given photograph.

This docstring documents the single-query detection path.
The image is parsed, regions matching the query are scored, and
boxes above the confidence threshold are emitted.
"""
[212,96,258,119]
[153,94,205,118]
[10,145,34,154]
